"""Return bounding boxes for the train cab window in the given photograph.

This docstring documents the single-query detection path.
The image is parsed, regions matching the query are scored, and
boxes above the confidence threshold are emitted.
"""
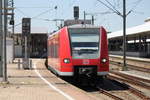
[69,28,100,59]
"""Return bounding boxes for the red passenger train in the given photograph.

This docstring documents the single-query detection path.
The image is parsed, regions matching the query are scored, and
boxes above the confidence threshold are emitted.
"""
[46,24,109,80]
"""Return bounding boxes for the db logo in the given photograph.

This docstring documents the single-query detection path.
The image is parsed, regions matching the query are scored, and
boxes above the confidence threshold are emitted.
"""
[83,59,89,65]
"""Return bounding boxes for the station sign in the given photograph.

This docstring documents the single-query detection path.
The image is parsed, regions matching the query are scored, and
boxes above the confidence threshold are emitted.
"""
[22,18,31,36]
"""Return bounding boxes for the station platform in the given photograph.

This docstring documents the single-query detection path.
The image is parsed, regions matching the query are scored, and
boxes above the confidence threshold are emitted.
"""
[119,70,150,80]
[109,54,150,80]
[109,54,150,62]
[109,54,150,69]
[0,59,95,100]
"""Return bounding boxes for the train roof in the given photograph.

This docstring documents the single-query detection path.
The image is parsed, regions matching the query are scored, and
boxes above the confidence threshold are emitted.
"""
[67,24,100,29]
[108,21,150,39]
[48,24,101,38]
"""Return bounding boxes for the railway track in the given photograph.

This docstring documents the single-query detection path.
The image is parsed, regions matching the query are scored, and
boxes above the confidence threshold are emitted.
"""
[110,71,150,84]
[128,87,150,100]
[97,86,150,100]
[61,73,150,100]
[110,60,150,73]
[109,55,150,73]
[96,86,124,100]
[95,78,150,100]
[108,72,150,100]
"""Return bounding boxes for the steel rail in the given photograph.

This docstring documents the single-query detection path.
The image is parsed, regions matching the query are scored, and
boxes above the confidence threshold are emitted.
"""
[108,75,150,100]
[108,73,150,90]
[110,60,150,73]
[129,87,150,100]
[110,71,150,83]
[97,86,124,100]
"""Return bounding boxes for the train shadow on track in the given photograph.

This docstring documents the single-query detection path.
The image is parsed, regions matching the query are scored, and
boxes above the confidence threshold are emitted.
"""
[61,77,129,93]
[97,78,129,91]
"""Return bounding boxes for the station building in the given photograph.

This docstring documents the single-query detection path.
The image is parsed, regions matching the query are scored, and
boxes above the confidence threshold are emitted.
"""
[14,19,92,59]
[108,18,150,58]
[14,27,48,58]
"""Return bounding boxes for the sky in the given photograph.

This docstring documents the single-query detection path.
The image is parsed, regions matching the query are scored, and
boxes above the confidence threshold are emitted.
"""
[14,0,150,33]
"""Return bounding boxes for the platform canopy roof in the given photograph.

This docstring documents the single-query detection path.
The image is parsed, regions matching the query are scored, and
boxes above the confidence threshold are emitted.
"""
[108,21,150,39]
[15,27,48,34]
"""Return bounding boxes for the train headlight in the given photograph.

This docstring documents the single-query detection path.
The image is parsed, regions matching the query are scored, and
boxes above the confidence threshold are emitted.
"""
[101,58,107,63]
[63,58,70,63]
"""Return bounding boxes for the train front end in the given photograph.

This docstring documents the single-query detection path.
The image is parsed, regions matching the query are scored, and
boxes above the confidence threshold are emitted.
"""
[67,26,109,78]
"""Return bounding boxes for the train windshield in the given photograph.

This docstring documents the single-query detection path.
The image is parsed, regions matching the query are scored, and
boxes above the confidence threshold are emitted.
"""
[69,28,100,59]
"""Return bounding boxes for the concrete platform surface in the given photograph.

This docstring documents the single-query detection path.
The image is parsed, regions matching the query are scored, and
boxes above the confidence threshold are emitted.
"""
[0,59,96,100]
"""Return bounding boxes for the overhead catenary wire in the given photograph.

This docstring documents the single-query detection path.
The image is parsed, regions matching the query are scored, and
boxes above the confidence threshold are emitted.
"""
[12,7,54,27]
[97,0,144,17]
[126,0,144,15]
[104,0,120,12]
[8,22,22,29]
[97,0,122,16]
[31,8,54,19]
[15,8,29,17]
[31,18,64,22]
[112,0,120,8]
[15,7,51,9]
[112,0,116,6]
[116,0,121,8]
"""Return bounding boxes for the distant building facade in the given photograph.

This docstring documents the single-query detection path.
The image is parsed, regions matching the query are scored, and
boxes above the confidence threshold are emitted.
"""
[64,19,91,26]
[14,27,48,58]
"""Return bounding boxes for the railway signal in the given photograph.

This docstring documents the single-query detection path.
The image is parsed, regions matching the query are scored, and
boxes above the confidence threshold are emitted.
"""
[22,18,31,36]
[74,6,79,20]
